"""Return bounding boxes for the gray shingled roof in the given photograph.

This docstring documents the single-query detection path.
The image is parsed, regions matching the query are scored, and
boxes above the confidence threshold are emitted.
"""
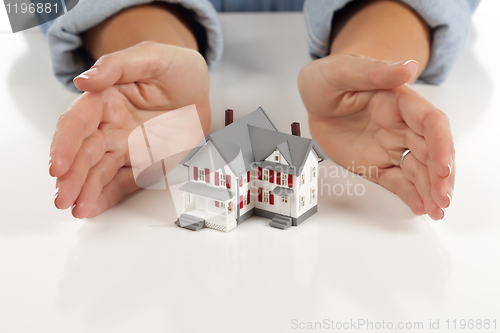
[181,107,327,176]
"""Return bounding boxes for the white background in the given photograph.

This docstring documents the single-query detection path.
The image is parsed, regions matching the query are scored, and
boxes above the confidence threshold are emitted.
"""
[0,1,499,332]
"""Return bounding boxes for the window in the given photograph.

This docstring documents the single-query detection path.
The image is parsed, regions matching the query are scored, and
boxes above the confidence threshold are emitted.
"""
[199,169,205,181]
[263,191,269,203]
[310,166,316,181]
[281,173,287,186]
[300,174,305,188]
[275,154,279,162]
[300,195,305,209]
[220,173,226,186]
[282,197,288,204]
[310,188,316,203]
[220,202,225,208]
[263,169,269,181]
[186,194,191,203]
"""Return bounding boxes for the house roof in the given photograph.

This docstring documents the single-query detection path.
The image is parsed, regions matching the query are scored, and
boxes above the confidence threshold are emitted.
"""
[181,107,328,177]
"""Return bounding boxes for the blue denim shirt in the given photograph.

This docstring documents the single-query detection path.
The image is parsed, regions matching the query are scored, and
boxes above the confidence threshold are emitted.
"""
[40,0,480,90]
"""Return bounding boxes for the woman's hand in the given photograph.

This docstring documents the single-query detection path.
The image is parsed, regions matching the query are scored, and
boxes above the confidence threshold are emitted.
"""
[298,54,455,220]
[49,42,211,218]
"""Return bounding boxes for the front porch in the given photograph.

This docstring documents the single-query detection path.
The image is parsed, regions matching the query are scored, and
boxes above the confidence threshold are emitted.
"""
[179,181,237,232]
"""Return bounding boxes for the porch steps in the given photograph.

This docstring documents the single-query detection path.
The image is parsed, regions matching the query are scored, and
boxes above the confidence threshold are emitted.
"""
[175,213,205,231]
[269,214,292,230]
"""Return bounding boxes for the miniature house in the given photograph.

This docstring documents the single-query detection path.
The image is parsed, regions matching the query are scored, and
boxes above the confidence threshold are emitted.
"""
[175,107,327,231]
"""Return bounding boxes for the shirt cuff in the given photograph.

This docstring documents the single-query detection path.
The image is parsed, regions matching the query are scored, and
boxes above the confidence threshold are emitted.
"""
[303,0,481,85]
[45,0,223,90]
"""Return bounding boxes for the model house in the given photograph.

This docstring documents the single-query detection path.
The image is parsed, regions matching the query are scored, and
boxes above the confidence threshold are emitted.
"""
[175,107,327,231]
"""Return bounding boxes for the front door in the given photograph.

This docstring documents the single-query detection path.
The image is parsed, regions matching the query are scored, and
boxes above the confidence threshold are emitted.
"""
[280,196,290,216]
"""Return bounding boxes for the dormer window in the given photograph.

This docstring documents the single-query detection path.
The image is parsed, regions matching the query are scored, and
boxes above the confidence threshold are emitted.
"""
[275,154,279,162]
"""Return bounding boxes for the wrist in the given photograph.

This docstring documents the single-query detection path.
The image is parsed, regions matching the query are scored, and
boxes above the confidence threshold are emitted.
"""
[83,3,198,61]
[330,0,431,81]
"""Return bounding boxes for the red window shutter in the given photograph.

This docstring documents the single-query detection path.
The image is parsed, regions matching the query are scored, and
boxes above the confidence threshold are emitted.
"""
[258,167,262,180]
[247,190,250,204]
[240,195,243,209]
[239,177,243,187]
[247,171,250,182]
[288,174,293,188]
[226,175,231,189]
[194,167,198,180]
[228,202,232,211]
[269,170,274,183]
[270,192,274,205]
[276,172,281,185]
[215,201,219,207]
[205,168,210,183]
[215,172,219,186]
[258,187,262,202]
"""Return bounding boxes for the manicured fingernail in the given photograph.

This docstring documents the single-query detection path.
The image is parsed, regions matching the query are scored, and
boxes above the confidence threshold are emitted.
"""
[446,156,453,177]
[440,207,446,220]
[446,193,452,208]
[54,188,60,209]
[73,67,98,81]
[403,60,418,66]
[70,203,77,216]
[48,156,54,177]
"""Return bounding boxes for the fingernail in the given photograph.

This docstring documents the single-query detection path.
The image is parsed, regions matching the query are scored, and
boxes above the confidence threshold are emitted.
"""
[73,67,98,81]
[446,193,452,208]
[403,60,418,66]
[440,207,446,220]
[48,156,54,177]
[447,156,453,177]
[390,60,417,66]
[70,203,77,217]
[54,188,60,209]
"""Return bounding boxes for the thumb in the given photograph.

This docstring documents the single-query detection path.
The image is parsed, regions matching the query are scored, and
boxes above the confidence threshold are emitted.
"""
[320,54,419,91]
[73,41,181,92]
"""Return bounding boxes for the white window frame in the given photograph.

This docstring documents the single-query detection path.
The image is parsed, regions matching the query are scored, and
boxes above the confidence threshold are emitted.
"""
[310,166,316,182]
[263,191,269,203]
[220,173,226,187]
[263,169,269,181]
[282,197,288,203]
[310,187,316,203]
[281,173,287,186]
[199,169,205,181]
[300,194,305,209]
[300,174,305,188]
[220,202,226,208]
[274,153,279,162]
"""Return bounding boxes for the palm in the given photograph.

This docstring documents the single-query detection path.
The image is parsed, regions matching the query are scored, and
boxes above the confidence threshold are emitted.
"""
[312,89,408,179]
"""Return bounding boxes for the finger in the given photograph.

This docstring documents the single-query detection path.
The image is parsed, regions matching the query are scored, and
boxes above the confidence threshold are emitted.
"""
[404,128,428,167]
[73,42,198,92]
[377,168,425,215]
[430,157,455,209]
[85,167,141,218]
[401,153,445,220]
[50,93,103,177]
[395,84,454,178]
[319,55,419,91]
[54,131,107,210]
[72,153,125,218]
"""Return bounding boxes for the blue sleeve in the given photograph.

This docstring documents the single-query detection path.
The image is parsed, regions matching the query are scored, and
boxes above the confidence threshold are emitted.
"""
[303,0,482,85]
[42,0,223,91]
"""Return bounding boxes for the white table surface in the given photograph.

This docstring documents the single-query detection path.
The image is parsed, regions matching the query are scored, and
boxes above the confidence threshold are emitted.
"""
[1,2,499,332]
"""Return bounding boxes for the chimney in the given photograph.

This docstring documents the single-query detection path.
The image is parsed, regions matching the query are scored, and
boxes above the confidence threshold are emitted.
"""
[291,122,301,137]
[225,109,234,126]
